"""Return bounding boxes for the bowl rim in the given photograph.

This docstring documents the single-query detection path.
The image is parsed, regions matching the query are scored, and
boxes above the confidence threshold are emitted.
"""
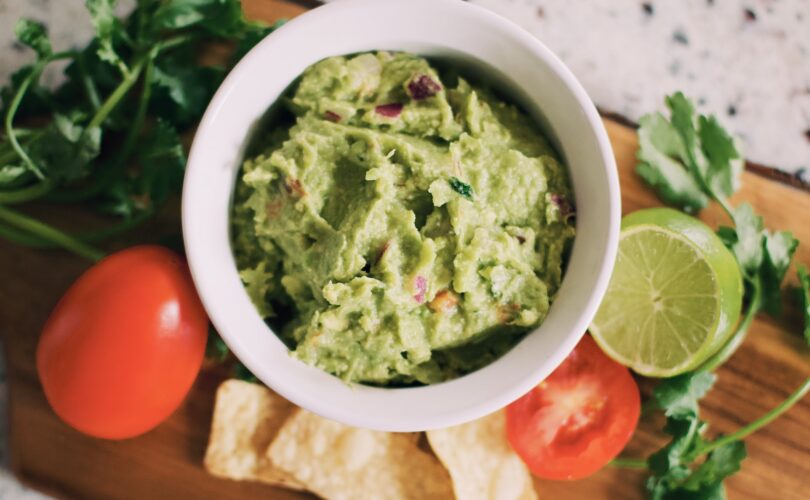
[182,0,620,431]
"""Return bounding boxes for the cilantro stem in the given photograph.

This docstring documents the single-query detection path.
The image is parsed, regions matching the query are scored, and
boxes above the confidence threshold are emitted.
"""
[4,60,48,180]
[0,209,151,247]
[154,34,198,53]
[86,57,146,131]
[699,280,762,372]
[0,223,36,245]
[113,56,154,170]
[690,377,810,459]
[0,205,104,262]
[114,59,131,79]
[715,196,735,223]
[77,209,153,241]
[610,457,648,469]
[76,52,101,111]
[0,179,53,204]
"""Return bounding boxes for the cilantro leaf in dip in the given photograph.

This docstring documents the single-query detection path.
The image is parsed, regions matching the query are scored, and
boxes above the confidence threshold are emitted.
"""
[231,52,575,385]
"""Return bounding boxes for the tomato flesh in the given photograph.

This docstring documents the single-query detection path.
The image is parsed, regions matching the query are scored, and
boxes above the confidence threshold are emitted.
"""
[506,335,640,480]
[37,246,208,439]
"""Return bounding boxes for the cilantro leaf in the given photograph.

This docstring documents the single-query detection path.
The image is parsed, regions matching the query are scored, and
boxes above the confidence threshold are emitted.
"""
[97,179,135,218]
[698,115,743,199]
[637,112,708,213]
[52,113,102,179]
[798,266,810,345]
[648,417,698,478]
[760,230,799,315]
[720,203,798,316]
[15,19,52,59]
[636,92,742,214]
[682,441,747,492]
[655,482,726,500]
[97,119,185,218]
[86,0,126,73]
[449,177,474,200]
[206,326,230,363]
[22,112,102,182]
[151,60,224,127]
[231,22,281,65]
[726,203,764,276]
[153,0,244,37]
[654,372,716,418]
[234,361,259,383]
[665,92,700,166]
[153,0,210,29]
[137,119,186,206]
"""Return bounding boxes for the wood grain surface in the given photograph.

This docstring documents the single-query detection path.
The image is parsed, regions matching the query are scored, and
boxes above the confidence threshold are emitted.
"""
[2,1,809,499]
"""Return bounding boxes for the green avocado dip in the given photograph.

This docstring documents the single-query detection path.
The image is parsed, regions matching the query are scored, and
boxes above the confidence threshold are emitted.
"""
[231,52,576,385]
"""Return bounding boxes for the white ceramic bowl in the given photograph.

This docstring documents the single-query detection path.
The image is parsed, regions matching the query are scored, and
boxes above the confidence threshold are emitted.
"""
[183,0,619,432]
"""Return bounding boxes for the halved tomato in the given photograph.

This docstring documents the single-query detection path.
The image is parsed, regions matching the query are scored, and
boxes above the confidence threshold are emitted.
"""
[505,334,640,480]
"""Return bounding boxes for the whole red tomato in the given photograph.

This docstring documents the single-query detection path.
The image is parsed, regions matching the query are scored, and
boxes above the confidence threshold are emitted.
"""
[506,334,641,480]
[37,246,208,439]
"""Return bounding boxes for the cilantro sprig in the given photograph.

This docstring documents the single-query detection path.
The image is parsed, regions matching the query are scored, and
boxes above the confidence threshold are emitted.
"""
[0,0,277,261]
[618,92,810,499]
[637,92,800,367]
[645,373,810,499]
[636,93,743,215]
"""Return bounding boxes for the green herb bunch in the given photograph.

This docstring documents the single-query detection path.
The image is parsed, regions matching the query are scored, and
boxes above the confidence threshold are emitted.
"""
[623,92,810,499]
[0,0,276,261]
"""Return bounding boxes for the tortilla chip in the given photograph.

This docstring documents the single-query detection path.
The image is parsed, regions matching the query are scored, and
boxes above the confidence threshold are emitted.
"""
[204,379,303,490]
[427,411,537,500]
[268,409,454,500]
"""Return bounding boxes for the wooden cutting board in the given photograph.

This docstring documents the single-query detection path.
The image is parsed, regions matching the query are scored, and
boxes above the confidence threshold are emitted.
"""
[2,1,809,499]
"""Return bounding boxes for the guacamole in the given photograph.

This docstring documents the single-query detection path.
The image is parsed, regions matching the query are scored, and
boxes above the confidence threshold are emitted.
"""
[231,52,576,384]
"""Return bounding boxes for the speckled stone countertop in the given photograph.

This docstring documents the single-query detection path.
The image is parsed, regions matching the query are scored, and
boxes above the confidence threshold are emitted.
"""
[0,0,808,498]
[471,0,810,178]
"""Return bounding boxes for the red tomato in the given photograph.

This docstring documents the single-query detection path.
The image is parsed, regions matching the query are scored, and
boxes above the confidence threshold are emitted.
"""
[37,246,208,439]
[505,334,640,480]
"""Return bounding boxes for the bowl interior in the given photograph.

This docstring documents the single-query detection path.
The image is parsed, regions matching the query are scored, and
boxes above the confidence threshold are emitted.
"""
[182,0,619,431]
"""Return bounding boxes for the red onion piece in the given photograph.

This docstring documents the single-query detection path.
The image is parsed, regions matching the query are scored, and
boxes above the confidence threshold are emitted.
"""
[550,193,576,219]
[375,103,403,117]
[413,275,427,304]
[407,74,442,100]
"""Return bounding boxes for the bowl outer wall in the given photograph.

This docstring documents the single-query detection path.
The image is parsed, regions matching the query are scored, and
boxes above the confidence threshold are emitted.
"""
[182,0,620,432]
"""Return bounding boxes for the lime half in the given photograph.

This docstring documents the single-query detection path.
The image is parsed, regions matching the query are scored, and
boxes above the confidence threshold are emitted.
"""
[590,208,743,377]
